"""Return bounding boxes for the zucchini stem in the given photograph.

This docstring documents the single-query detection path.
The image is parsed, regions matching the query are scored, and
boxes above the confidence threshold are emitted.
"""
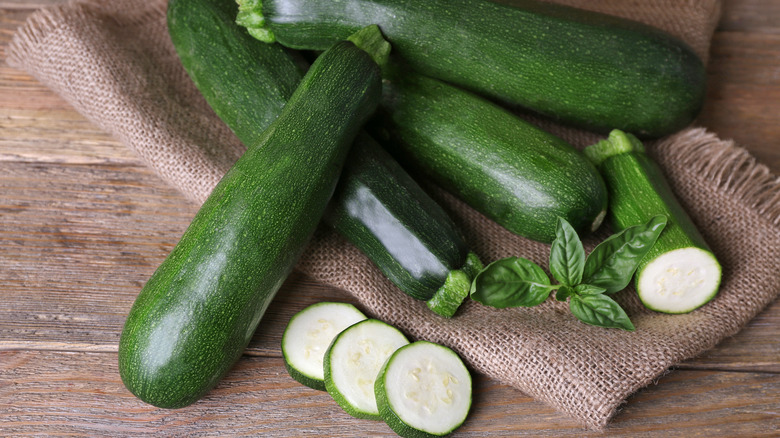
[584,129,646,166]
[235,0,275,42]
[347,25,391,71]
[427,252,483,318]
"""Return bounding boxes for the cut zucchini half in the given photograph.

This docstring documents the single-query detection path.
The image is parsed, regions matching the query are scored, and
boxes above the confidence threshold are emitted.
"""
[375,341,472,438]
[324,319,410,420]
[585,129,722,314]
[282,302,367,391]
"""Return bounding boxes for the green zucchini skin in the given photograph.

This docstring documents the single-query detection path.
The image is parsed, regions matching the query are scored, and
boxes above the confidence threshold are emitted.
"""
[324,133,476,302]
[174,0,481,315]
[168,0,302,141]
[117,33,383,408]
[242,0,706,137]
[376,72,608,244]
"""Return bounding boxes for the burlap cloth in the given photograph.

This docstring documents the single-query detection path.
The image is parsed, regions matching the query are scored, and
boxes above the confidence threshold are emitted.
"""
[8,0,779,430]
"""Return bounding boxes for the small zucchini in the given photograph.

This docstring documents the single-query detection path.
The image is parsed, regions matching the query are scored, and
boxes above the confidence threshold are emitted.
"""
[178,0,482,318]
[324,133,483,317]
[375,71,608,244]
[584,130,722,313]
[237,0,706,137]
[168,0,302,141]
[118,24,386,408]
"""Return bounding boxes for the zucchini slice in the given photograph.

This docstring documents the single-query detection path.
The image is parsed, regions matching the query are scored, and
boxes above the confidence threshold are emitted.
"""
[375,341,472,438]
[585,130,722,313]
[281,302,367,391]
[324,319,410,420]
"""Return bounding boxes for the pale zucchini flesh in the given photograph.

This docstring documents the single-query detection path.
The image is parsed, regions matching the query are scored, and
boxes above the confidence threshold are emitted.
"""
[324,319,410,420]
[637,247,721,313]
[376,341,472,438]
[282,302,367,390]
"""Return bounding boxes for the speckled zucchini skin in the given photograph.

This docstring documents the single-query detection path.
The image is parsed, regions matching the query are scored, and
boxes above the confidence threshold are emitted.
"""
[117,32,383,408]
[167,0,302,143]
[248,0,706,137]
[324,133,475,301]
[376,72,608,244]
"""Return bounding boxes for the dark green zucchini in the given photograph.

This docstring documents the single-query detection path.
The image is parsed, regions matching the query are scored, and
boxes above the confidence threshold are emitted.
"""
[171,0,482,318]
[236,0,706,138]
[117,21,385,408]
[324,133,483,317]
[374,71,608,244]
[169,0,301,141]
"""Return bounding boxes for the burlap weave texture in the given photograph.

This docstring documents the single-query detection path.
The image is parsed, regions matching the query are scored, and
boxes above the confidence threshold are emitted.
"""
[8,0,779,430]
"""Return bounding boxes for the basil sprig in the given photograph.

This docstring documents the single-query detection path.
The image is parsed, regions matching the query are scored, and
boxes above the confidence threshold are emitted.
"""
[470,215,667,331]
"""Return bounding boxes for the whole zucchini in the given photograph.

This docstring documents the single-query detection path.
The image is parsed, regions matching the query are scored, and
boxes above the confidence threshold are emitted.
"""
[375,71,608,244]
[237,0,706,137]
[174,0,482,318]
[324,133,483,317]
[117,23,385,408]
[168,0,302,142]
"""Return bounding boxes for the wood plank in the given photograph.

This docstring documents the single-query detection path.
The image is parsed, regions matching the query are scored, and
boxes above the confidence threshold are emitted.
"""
[1,350,777,437]
[0,160,358,356]
[1,160,778,371]
[0,108,139,164]
[719,0,780,33]
[697,30,780,172]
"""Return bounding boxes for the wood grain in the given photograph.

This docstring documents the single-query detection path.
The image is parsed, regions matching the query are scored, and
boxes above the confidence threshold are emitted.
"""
[1,350,777,437]
[1,0,778,436]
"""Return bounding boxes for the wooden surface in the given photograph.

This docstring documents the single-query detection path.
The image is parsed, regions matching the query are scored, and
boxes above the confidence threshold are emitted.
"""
[1,0,778,436]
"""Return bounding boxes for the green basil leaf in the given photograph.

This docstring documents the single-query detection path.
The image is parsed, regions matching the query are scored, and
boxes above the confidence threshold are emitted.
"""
[582,215,667,294]
[574,284,607,295]
[549,217,585,286]
[555,285,575,302]
[569,293,635,331]
[470,257,552,308]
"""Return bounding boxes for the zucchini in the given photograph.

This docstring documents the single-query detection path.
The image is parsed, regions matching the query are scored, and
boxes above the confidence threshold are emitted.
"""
[168,0,301,142]
[584,130,722,313]
[281,302,367,391]
[324,319,410,420]
[237,0,706,137]
[324,133,483,317]
[375,341,472,438]
[117,24,386,408]
[375,71,608,244]
[176,0,482,318]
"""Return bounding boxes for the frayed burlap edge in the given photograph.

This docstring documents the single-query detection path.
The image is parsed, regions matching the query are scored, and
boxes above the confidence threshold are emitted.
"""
[653,128,780,226]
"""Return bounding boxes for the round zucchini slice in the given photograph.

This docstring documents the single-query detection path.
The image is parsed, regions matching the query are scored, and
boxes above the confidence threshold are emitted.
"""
[324,319,410,419]
[282,302,367,390]
[375,341,472,437]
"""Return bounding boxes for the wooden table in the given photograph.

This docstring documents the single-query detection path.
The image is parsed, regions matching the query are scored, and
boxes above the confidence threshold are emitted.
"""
[1,0,778,436]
